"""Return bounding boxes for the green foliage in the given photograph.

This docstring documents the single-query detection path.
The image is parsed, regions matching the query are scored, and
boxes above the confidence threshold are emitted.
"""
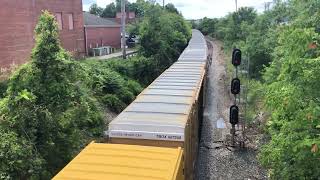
[0,80,7,98]
[202,0,320,178]
[165,3,179,14]
[0,2,191,178]
[89,3,103,16]
[101,2,117,18]
[0,11,104,179]
[259,25,320,179]
[101,94,126,113]
[139,4,191,71]
[245,80,266,124]
[198,17,218,36]
[96,0,150,18]
[81,59,143,113]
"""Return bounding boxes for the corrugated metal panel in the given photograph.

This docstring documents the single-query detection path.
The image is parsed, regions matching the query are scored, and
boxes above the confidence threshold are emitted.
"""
[126,102,191,114]
[53,143,183,180]
[108,29,207,142]
[136,95,193,104]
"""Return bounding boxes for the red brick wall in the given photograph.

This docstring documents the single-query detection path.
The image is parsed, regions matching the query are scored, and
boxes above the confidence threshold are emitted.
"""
[35,0,85,57]
[0,0,35,69]
[85,27,121,50]
[0,0,85,70]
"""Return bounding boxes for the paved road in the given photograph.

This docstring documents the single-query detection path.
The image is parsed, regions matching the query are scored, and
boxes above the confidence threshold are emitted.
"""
[87,50,136,60]
[195,39,267,180]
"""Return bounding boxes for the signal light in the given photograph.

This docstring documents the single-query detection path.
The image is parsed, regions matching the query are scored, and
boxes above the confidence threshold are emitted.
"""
[230,105,239,125]
[232,49,241,66]
[231,78,241,95]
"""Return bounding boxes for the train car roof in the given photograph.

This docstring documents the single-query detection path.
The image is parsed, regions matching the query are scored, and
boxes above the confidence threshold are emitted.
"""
[108,30,207,142]
[53,142,183,180]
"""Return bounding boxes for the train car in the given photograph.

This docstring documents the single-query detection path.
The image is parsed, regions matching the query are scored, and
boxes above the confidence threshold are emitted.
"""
[108,30,208,179]
[54,30,208,180]
[53,142,184,180]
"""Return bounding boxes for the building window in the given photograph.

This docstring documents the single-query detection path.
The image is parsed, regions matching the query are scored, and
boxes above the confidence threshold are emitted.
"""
[55,13,63,30]
[67,13,74,30]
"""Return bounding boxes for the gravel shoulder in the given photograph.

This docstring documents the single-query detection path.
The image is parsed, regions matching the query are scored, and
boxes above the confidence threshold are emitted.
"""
[195,39,267,180]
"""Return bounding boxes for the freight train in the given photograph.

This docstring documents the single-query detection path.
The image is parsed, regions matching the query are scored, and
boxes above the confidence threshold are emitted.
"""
[54,30,209,180]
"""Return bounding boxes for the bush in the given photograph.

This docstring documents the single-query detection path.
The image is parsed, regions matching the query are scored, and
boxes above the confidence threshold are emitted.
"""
[126,80,143,96]
[102,94,126,113]
[0,80,7,98]
[82,60,143,113]
[0,11,104,178]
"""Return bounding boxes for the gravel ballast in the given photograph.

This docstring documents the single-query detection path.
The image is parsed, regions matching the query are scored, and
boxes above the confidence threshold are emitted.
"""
[195,39,267,180]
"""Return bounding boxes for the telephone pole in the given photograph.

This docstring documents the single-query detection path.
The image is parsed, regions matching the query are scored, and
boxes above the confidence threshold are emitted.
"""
[121,0,126,59]
[235,0,238,12]
[163,0,165,8]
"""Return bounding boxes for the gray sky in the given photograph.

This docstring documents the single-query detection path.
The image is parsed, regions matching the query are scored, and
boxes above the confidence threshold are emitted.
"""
[82,0,267,19]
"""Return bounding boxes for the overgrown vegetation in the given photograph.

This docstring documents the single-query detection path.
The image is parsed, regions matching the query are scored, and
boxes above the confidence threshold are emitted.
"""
[0,1,191,178]
[86,0,191,113]
[197,0,320,178]
[0,11,104,178]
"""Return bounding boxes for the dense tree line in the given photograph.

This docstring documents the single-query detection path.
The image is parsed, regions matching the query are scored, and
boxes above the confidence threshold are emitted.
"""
[197,0,320,178]
[0,1,190,178]
[89,0,180,18]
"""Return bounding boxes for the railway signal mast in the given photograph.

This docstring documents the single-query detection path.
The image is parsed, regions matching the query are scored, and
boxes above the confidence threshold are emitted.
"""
[230,49,241,146]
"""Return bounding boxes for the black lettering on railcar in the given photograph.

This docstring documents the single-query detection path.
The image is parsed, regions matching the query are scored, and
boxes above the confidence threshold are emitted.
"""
[156,134,167,139]
[111,132,123,136]
[168,135,182,140]
[111,132,142,137]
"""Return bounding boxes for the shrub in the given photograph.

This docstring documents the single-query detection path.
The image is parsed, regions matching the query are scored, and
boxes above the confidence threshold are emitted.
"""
[0,11,104,178]
[102,94,126,113]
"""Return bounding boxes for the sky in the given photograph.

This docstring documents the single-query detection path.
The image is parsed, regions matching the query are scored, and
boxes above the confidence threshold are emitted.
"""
[82,0,267,19]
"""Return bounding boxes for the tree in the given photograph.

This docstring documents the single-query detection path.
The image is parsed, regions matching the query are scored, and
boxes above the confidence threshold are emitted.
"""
[101,2,117,18]
[0,11,104,178]
[165,3,179,14]
[260,26,320,179]
[139,5,191,72]
[89,3,103,16]
[198,17,218,36]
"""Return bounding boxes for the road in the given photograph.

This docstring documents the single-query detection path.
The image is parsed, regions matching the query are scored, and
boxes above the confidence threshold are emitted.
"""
[87,50,136,60]
[195,39,267,180]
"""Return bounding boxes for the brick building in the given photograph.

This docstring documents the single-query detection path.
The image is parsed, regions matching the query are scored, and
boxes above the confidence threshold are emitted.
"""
[115,12,136,24]
[84,12,121,53]
[0,0,85,70]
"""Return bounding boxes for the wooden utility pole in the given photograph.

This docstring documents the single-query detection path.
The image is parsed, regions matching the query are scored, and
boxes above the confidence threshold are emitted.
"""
[163,0,165,8]
[121,0,126,59]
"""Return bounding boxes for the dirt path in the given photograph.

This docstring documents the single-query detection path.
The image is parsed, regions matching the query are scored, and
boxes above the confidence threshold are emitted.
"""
[195,39,267,180]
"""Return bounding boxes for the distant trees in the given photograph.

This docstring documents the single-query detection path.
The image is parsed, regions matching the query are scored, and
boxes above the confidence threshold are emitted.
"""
[101,3,117,18]
[89,3,103,16]
[198,17,218,36]
[89,0,150,18]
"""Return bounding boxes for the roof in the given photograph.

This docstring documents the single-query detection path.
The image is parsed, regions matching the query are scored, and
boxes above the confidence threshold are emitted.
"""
[108,30,207,142]
[83,12,120,27]
[53,142,183,180]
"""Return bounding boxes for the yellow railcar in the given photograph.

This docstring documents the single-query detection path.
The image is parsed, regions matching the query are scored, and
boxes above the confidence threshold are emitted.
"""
[53,142,184,180]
